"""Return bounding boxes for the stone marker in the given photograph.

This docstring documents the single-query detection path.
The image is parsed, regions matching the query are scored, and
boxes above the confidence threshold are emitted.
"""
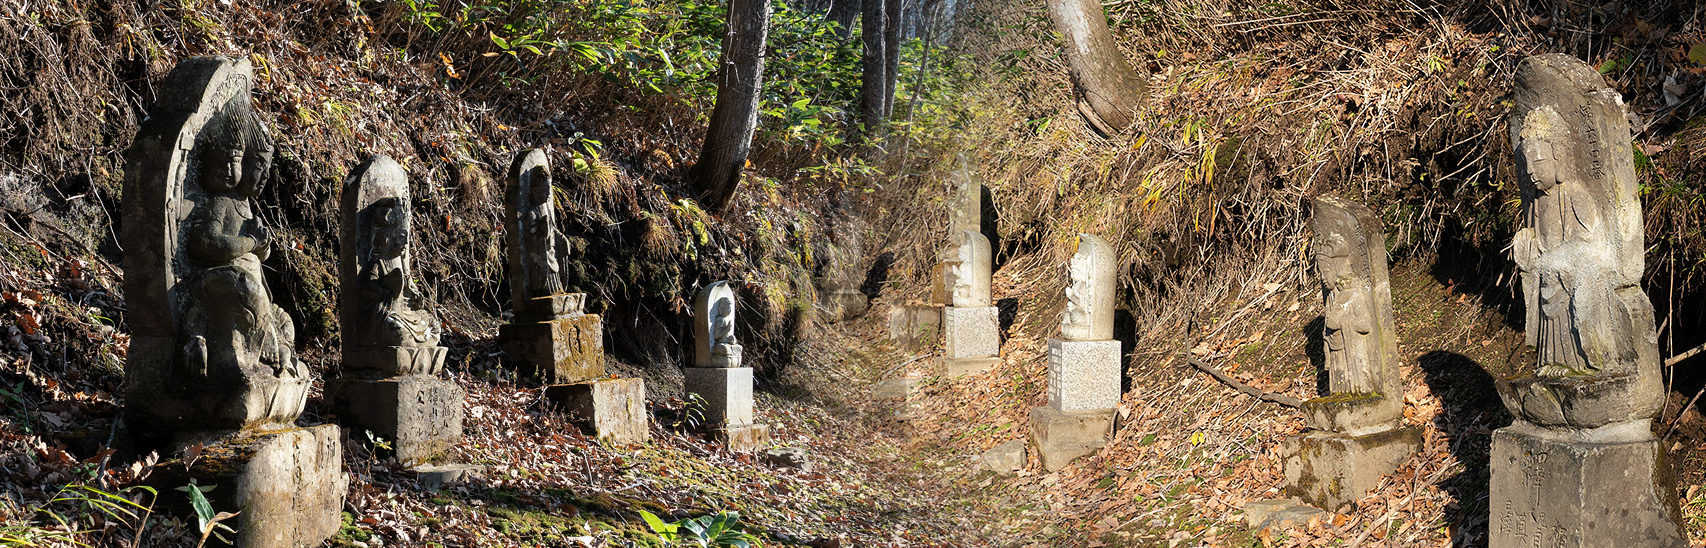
[816,245,869,321]
[1031,234,1121,471]
[761,447,813,472]
[1490,53,1684,548]
[949,155,981,235]
[1242,499,1328,531]
[1280,197,1421,511]
[685,281,770,451]
[326,155,466,473]
[939,230,1001,376]
[120,56,345,547]
[498,149,647,445]
[885,304,941,350]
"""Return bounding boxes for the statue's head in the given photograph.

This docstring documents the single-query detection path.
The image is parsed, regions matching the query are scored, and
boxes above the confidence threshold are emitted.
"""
[368,197,406,260]
[1313,231,1354,291]
[196,97,275,196]
[1516,107,1566,193]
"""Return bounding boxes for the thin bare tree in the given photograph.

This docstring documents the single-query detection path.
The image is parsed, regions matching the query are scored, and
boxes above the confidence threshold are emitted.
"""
[1048,0,1146,137]
[690,0,772,210]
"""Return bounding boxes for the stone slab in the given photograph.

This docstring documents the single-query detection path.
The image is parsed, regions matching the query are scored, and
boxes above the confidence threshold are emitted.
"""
[170,425,348,548]
[515,293,586,322]
[544,378,649,445]
[413,463,484,489]
[1029,406,1114,472]
[1047,338,1122,412]
[326,376,463,467]
[761,447,813,472]
[938,357,1001,378]
[1281,426,1422,511]
[823,289,869,321]
[886,305,941,350]
[1242,499,1328,531]
[685,367,755,428]
[1489,420,1685,548]
[1300,391,1401,435]
[718,423,771,452]
[943,306,1000,359]
[872,378,919,400]
[978,439,1026,475]
[498,313,605,383]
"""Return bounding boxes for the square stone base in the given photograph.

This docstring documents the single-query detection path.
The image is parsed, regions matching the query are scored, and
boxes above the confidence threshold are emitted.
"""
[1282,426,1422,511]
[326,376,463,466]
[685,367,754,428]
[943,306,999,359]
[1048,339,1122,411]
[165,425,349,548]
[714,423,772,453]
[886,305,942,350]
[498,313,605,383]
[938,356,1001,377]
[544,378,649,445]
[1489,420,1685,548]
[1029,406,1114,471]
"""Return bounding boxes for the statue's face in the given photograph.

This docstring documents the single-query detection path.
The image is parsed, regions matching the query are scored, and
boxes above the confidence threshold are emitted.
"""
[369,201,405,259]
[1313,232,1354,291]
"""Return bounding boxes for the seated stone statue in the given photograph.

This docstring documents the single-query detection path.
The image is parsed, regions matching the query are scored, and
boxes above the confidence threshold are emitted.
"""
[355,197,440,348]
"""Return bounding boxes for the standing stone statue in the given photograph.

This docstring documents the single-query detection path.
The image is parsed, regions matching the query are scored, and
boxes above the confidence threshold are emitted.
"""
[499,149,647,444]
[1280,197,1419,511]
[1490,54,1683,548]
[1031,234,1122,470]
[684,281,771,451]
[939,230,1000,376]
[121,56,345,547]
[327,155,468,473]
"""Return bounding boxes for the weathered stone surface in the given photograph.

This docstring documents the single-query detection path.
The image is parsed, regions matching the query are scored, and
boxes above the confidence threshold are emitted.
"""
[169,425,347,548]
[1505,53,1662,427]
[1281,427,1421,511]
[504,149,575,309]
[122,56,309,439]
[1047,338,1121,412]
[762,447,813,472]
[326,376,463,466]
[941,230,992,308]
[872,377,919,400]
[949,156,981,235]
[1242,499,1328,531]
[886,304,940,350]
[718,423,772,453]
[942,305,999,359]
[929,263,949,305]
[685,366,755,428]
[694,281,743,368]
[498,313,606,383]
[978,439,1026,475]
[1489,420,1685,548]
[938,357,1001,378]
[339,154,443,373]
[515,293,586,323]
[413,463,483,489]
[1060,234,1116,341]
[1305,196,1401,432]
[1028,406,1114,471]
[822,289,869,320]
[544,378,649,445]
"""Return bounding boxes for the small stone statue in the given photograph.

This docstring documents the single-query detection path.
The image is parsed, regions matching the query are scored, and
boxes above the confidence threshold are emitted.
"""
[1060,234,1115,341]
[340,155,444,375]
[694,281,742,368]
[941,230,992,308]
[506,149,575,307]
[1300,196,1402,432]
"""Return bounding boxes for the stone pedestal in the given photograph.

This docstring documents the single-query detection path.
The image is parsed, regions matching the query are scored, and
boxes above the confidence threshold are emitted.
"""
[823,289,869,320]
[684,367,769,451]
[1029,406,1114,471]
[327,375,463,467]
[1489,420,1685,548]
[886,305,941,350]
[171,425,347,548]
[943,306,999,359]
[1281,427,1422,511]
[545,378,649,445]
[499,311,605,383]
[1047,339,1121,411]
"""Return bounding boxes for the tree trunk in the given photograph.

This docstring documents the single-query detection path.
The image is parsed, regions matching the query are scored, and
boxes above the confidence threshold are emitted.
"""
[1047,0,1146,137]
[690,0,772,211]
[828,0,859,39]
[881,0,902,117]
[858,0,887,134]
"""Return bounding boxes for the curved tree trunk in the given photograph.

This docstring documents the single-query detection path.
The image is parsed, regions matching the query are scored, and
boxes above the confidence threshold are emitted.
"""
[858,0,888,135]
[690,0,772,211]
[827,0,860,39]
[1048,0,1146,137]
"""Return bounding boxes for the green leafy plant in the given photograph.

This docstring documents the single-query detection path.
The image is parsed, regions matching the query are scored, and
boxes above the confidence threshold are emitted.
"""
[639,509,762,548]
[176,479,238,547]
[0,484,157,546]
